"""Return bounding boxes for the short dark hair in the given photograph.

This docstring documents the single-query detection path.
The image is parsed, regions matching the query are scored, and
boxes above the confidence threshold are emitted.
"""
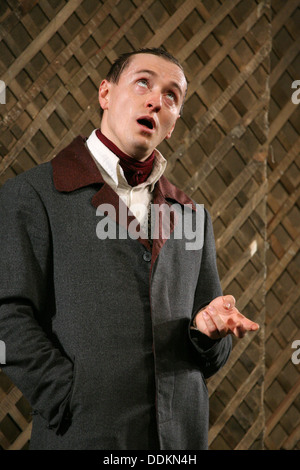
[106,48,185,83]
[101,47,187,115]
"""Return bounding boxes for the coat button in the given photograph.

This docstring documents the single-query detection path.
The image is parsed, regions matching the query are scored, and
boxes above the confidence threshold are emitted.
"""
[143,252,151,262]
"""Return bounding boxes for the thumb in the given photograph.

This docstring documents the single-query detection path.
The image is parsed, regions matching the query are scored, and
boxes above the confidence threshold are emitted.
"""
[223,295,236,310]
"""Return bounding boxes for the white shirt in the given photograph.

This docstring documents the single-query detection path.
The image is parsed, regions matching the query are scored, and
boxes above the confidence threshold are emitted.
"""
[85,129,167,235]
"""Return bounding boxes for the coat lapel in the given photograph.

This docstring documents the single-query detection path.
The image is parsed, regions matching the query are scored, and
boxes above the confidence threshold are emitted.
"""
[150,176,197,267]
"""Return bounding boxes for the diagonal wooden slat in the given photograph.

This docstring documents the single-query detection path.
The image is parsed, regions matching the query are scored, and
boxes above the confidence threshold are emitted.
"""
[0,0,119,132]
[281,424,300,450]
[0,386,23,420]
[271,0,300,37]
[266,234,300,291]
[270,39,300,88]
[267,185,300,235]
[215,182,267,250]
[208,326,263,396]
[165,41,271,175]
[265,376,300,438]
[268,100,300,144]
[221,237,263,290]
[8,422,32,450]
[266,283,300,339]
[264,0,300,451]
[268,137,300,188]
[180,94,269,196]
[208,362,263,446]
[2,0,84,86]
[146,0,198,49]
[179,1,267,93]
[235,409,265,450]
[177,0,241,63]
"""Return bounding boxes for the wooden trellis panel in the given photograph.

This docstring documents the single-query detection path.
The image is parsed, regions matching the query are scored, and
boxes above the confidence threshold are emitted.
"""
[170,0,270,450]
[0,370,32,450]
[0,0,298,451]
[264,0,300,450]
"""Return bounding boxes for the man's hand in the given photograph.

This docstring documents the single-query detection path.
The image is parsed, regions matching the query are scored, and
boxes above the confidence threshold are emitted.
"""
[192,295,259,339]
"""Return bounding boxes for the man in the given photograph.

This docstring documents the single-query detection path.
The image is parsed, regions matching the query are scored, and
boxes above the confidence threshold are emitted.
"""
[0,48,258,450]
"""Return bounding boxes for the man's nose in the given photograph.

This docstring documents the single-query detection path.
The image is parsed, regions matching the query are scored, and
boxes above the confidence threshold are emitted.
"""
[146,91,162,111]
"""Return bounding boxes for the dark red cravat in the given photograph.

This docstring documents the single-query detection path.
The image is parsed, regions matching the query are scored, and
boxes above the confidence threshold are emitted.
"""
[96,129,155,187]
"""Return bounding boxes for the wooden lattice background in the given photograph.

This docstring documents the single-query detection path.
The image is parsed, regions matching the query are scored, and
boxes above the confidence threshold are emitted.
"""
[0,0,299,450]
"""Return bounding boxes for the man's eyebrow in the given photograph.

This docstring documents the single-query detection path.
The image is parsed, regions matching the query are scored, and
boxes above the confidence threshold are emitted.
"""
[133,69,184,97]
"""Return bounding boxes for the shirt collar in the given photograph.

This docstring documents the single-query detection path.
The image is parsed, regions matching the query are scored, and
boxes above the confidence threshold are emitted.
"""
[86,129,167,191]
[51,135,196,210]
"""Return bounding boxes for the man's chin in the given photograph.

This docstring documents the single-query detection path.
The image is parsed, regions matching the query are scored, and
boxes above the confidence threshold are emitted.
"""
[129,139,156,161]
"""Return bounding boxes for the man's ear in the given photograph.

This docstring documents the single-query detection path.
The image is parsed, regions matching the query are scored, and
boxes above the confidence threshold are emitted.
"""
[98,79,111,111]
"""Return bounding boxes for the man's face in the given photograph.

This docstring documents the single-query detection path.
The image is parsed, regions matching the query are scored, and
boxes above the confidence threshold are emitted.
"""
[99,53,187,161]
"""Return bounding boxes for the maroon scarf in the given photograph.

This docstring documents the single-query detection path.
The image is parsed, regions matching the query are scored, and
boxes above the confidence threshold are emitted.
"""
[96,129,155,187]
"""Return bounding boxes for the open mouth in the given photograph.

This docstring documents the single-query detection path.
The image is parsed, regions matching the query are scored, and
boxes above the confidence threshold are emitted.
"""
[137,118,154,130]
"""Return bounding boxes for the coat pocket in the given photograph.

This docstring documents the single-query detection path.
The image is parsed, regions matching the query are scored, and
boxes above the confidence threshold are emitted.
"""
[156,373,175,423]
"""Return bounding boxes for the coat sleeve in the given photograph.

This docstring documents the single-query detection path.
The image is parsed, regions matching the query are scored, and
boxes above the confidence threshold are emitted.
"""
[0,176,74,433]
[188,208,232,379]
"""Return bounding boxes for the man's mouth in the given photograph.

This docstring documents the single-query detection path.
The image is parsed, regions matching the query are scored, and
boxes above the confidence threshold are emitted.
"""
[137,117,155,131]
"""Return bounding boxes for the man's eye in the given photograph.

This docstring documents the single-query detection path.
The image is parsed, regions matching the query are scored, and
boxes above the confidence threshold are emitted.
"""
[137,79,148,88]
[166,92,176,102]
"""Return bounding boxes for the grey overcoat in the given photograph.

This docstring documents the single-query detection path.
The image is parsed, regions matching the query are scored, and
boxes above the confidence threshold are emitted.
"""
[0,136,231,450]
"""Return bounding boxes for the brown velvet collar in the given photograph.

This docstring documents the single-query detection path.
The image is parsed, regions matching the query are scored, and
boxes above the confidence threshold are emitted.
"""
[51,135,196,210]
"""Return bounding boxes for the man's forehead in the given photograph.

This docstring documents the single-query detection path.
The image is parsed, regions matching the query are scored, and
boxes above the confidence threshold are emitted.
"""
[123,53,187,91]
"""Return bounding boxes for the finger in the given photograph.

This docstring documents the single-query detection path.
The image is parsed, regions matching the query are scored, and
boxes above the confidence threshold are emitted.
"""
[233,323,247,338]
[207,306,228,337]
[240,317,260,332]
[235,321,259,337]
[222,294,236,310]
[202,311,221,339]
[227,317,247,338]
[229,317,259,337]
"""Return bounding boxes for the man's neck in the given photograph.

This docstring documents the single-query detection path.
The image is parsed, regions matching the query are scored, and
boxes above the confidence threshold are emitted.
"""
[99,126,153,162]
[96,130,155,187]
